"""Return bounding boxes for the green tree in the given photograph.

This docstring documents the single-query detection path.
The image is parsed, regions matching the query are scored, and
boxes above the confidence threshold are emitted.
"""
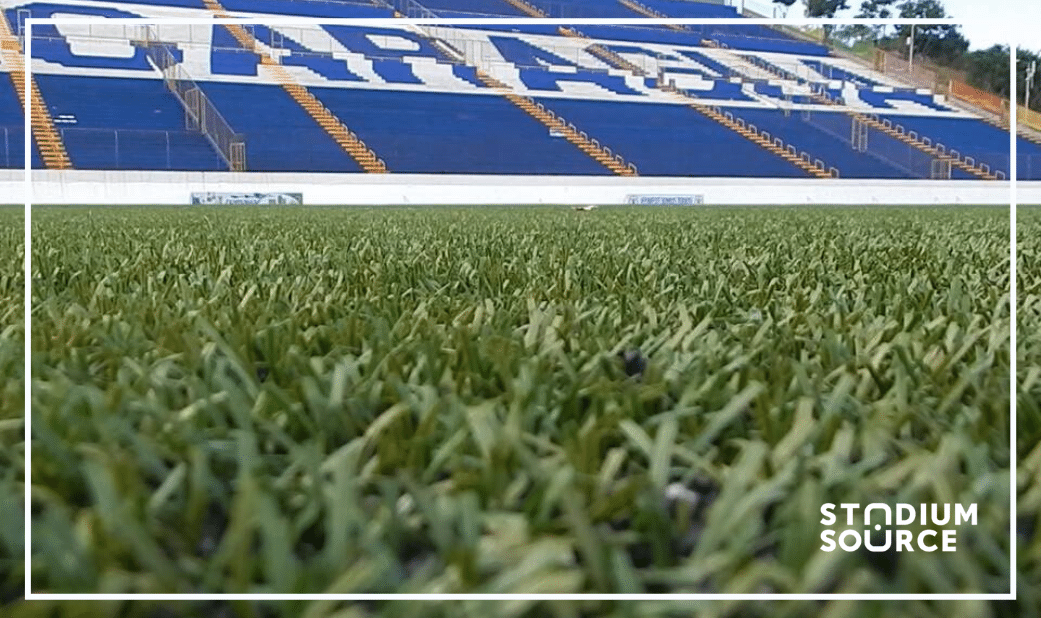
[893,0,968,66]
[844,0,969,67]
[961,47,1041,111]
[803,0,850,42]
[965,45,1010,98]
[852,0,898,40]
[805,0,849,14]
[776,0,1037,110]
[769,0,850,24]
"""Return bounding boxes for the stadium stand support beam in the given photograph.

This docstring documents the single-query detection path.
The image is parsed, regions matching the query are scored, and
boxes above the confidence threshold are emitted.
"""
[0,13,73,170]
[475,71,637,176]
[202,0,387,173]
[808,89,1001,180]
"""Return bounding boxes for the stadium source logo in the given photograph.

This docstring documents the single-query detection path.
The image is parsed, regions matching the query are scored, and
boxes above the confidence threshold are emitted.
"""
[820,503,977,552]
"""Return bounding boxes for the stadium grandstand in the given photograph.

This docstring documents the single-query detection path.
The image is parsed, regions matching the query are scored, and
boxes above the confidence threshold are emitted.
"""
[0,0,1037,181]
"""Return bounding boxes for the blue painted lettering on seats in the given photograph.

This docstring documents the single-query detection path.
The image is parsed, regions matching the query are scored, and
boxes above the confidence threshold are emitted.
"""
[518,67,643,96]
[489,36,579,68]
[10,3,173,71]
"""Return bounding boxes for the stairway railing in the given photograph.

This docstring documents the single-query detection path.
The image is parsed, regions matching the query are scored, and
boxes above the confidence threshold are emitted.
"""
[138,25,246,171]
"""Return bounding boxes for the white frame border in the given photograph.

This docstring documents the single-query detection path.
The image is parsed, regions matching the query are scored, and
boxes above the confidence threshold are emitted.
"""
[20,13,1017,601]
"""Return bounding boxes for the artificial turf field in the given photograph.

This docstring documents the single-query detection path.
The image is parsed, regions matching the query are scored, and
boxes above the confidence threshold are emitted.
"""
[1,204,1037,616]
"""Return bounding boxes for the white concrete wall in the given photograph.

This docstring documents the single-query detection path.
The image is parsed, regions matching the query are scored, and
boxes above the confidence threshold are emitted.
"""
[0,170,1032,206]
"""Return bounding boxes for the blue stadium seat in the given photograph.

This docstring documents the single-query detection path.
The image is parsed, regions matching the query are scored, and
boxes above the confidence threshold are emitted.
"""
[416,0,529,16]
[800,59,880,86]
[752,88,819,105]
[735,109,917,179]
[212,24,370,83]
[104,0,204,6]
[217,0,393,17]
[880,114,1041,179]
[681,80,754,101]
[372,59,424,84]
[283,51,366,82]
[753,84,795,100]
[57,127,223,170]
[437,22,563,37]
[1023,154,1041,181]
[0,126,27,169]
[200,81,363,172]
[452,65,487,87]
[490,35,581,69]
[37,74,191,131]
[323,26,445,61]
[856,90,952,112]
[708,32,828,56]
[535,98,809,177]
[518,67,643,95]
[0,76,22,125]
[3,4,1017,179]
[626,1,829,55]
[27,35,159,72]
[675,50,732,78]
[637,0,739,18]
[310,87,611,174]
[748,58,802,83]
[6,2,145,24]
[211,48,259,76]
[0,76,42,169]
[526,0,643,17]
[6,4,168,74]
[651,64,715,80]
[211,22,246,51]
[33,74,227,170]
[578,25,704,47]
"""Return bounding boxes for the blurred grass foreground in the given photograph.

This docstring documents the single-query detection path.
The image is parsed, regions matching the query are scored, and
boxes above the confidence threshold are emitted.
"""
[0,205,1028,613]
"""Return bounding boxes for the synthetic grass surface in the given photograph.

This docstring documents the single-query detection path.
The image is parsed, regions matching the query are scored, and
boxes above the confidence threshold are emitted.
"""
[1,205,1026,615]
[1016,205,1041,611]
[0,206,24,604]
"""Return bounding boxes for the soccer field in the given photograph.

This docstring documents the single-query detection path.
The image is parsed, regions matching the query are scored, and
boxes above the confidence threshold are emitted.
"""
[2,205,1029,611]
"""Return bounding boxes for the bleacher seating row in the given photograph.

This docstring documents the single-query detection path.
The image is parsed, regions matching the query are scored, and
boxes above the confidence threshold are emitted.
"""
[418,0,527,16]
[1,0,1034,179]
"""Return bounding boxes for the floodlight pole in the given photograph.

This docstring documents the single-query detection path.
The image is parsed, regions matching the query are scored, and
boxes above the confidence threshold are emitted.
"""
[907,26,914,74]
[1027,60,1037,109]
